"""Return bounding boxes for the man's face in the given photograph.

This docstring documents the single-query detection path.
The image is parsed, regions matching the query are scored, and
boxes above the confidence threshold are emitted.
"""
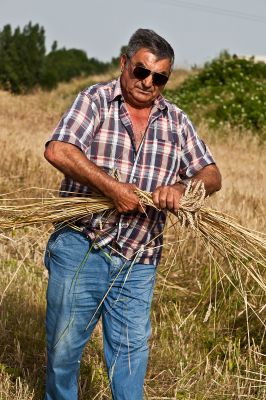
[120,48,171,108]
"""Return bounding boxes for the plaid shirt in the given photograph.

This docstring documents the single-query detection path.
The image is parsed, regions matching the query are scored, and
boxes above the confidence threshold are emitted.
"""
[49,78,215,265]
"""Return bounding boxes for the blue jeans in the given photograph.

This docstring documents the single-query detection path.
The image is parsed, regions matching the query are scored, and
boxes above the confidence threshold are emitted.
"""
[44,226,156,400]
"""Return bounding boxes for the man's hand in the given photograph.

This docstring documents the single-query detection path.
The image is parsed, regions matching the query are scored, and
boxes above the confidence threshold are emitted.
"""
[152,183,186,213]
[110,182,145,214]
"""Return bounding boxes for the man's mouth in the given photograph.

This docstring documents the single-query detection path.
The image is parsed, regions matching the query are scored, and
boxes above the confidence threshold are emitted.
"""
[136,87,152,94]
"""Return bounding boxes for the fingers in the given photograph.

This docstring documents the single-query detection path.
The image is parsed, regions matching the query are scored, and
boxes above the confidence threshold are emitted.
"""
[112,183,142,213]
[113,183,184,214]
[153,187,171,209]
[152,185,183,213]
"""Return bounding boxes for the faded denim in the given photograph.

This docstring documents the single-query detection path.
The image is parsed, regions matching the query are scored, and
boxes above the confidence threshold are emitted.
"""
[44,226,156,400]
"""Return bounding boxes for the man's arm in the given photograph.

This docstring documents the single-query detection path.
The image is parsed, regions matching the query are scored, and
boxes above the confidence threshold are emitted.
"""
[190,163,222,195]
[152,163,222,213]
[44,141,144,213]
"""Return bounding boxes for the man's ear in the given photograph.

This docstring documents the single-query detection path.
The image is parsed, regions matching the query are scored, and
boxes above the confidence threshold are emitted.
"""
[120,54,127,72]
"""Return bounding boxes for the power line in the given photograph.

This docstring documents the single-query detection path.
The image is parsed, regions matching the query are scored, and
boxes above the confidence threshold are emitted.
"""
[166,0,266,23]
[145,0,266,24]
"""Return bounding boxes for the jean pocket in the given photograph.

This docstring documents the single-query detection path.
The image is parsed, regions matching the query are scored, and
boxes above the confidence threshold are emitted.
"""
[47,226,68,253]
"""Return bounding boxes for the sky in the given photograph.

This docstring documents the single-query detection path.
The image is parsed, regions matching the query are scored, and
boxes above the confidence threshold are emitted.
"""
[1,0,266,67]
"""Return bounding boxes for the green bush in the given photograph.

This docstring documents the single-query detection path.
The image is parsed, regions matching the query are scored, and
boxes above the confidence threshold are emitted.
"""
[165,51,266,134]
[41,48,109,89]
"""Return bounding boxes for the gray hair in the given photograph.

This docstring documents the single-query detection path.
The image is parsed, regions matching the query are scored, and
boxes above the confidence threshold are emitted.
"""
[126,28,175,67]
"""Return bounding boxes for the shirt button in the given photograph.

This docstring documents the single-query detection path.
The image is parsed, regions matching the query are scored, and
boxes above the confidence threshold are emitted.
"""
[132,178,137,183]
[121,222,129,228]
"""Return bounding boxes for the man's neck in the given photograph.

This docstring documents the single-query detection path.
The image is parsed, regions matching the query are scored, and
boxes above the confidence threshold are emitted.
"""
[125,101,152,118]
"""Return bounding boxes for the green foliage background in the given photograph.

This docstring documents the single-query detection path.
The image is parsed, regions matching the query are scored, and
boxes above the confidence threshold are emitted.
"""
[165,51,266,135]
[0,22,265,135]
[0,22,46,93]
[0,22,120,93]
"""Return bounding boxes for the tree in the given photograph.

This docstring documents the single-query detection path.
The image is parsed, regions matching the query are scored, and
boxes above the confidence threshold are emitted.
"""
[0,22,122,93]
[110,45,128,69]
[0,22,46,93]
[42,48,91,84]
[41,48,110,88]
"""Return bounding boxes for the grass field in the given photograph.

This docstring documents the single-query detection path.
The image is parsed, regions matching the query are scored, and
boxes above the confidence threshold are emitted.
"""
[0,72,266,399]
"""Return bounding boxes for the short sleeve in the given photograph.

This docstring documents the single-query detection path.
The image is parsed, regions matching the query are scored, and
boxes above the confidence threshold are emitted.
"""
[179,114,215,179]
[47,91,100,152]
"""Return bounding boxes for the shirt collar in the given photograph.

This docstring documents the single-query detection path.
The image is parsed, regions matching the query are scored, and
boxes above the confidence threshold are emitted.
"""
[109,78,123,102]
[109,78,168,111]
[154,94,168,111]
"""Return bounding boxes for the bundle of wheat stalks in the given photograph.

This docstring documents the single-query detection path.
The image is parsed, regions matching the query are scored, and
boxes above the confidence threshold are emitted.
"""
[0,183,266,273]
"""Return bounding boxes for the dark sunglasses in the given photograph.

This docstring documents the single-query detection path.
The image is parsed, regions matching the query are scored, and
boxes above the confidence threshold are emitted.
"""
[132,65,169,86]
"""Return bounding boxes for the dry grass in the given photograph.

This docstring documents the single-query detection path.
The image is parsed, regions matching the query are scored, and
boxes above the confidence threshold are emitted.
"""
[1,183,265,270]
[166,68,196,90]
[0,73,266,399]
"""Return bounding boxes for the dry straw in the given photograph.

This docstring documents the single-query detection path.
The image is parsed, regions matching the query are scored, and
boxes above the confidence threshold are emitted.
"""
[0,182,266,272]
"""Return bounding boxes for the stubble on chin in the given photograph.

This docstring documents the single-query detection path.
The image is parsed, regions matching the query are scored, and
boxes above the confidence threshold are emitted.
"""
[130,94,153,108]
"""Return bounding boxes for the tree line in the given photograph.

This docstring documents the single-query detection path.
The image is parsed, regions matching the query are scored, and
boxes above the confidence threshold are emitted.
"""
[0,22,123,94]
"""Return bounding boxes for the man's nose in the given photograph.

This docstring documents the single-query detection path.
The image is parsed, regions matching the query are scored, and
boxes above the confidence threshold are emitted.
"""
[142,74,153,88]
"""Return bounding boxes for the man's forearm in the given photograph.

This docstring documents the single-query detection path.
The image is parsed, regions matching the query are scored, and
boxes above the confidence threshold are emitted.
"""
[44,141,119,197]
[44,141,144,213]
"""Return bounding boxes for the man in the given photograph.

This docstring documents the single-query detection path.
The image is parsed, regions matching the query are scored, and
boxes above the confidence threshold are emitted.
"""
[44,28,221,399]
